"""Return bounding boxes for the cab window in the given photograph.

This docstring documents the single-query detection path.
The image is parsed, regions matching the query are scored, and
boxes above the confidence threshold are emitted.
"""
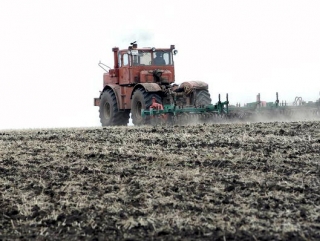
[153,51,172,65]
[122,53,129,66]
[163,52,172,65]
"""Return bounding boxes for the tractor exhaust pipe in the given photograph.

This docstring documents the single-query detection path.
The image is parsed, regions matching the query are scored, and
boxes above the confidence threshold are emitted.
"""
[112,47,119,69]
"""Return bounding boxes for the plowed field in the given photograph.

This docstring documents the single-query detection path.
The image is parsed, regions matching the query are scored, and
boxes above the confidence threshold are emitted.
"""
[1,121,320,240]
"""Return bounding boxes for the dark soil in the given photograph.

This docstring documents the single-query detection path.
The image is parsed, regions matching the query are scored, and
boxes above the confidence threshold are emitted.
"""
[1,121,320,240]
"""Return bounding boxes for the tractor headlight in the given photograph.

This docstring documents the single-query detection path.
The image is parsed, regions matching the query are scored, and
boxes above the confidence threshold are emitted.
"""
[173,49,178,55]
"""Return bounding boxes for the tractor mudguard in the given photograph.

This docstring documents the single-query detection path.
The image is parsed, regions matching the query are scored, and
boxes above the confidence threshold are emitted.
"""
[133,83,162,93]
[179,81,208,90]
[174,81,208,95]
[101,84,120,97]
[98,84,121,108]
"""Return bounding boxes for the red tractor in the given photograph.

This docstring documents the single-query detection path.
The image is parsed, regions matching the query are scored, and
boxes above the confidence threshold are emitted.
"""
[94,42,212,126]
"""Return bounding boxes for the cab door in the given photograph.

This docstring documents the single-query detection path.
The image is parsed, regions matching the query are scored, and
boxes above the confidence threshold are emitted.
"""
[129,50,139,84]
[119,53,130,84]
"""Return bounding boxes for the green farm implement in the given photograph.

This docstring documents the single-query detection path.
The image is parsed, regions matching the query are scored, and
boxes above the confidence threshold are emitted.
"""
[140,92,320,125]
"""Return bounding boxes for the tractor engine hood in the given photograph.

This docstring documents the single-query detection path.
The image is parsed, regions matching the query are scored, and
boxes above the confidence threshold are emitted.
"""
[140,69,174,84]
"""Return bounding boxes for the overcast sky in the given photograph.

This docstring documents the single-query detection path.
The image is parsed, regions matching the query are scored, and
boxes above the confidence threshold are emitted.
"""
[1,0,319,130]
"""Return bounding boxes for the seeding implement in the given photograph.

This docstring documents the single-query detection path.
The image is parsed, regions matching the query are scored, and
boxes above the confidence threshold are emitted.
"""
[232,92,320,122]
[94,42,320,126]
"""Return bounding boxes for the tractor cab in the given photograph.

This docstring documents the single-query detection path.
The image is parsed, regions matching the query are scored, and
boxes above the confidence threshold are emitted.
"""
[115,43,178,85]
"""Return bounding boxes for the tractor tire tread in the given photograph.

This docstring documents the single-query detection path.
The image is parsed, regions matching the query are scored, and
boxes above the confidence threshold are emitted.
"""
[99,89,130,126]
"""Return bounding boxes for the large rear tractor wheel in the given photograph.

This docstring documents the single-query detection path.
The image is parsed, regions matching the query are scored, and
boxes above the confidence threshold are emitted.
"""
[131,88,162,126]
[194,89,212,106]
[99,89,130,126]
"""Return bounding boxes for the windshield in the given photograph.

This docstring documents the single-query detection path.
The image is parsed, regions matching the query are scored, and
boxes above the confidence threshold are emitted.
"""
[131,50,172,66]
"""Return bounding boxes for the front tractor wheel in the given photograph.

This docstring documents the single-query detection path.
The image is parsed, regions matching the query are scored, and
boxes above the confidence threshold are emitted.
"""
[99,89,130,126]
[131,88,162,125]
